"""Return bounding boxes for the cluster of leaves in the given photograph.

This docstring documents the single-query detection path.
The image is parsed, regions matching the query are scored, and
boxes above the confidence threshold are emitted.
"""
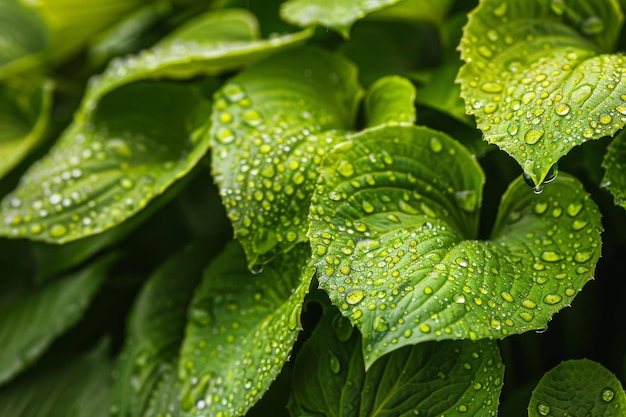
[1,0,626,416]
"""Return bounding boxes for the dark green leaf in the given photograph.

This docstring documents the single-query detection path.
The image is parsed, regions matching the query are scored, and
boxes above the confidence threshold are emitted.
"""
[364,75,416,128]
[210,47,362,267]
[288,308,503,417]
[110,246,206,417]
[602,131,626,209]
[528,359,626,417]
[0,340,111,417]
[0,81,212,242]
[457,0,626,188]
[0,253,114,385]
[309,124,603,366]
[178,241,313,416]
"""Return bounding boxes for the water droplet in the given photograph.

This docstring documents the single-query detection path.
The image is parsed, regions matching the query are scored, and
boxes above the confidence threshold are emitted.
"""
[574,251,593,263]
[454,190,478,212]
[374,316,389,332]
[543,294,562,305]
[223,83,246,102]
[540,251,563,262]
[216,127,235,144]
[566,202,583,217]
[337,160,355,177]
[49,224,67,238]
[346,289,365,305]
[554,102,570,115]
[550,0,566,15]
[571,85,593,105]
[524,129,544,144]
[581,16,605,35]
[537,402,550,416]
[190,308,211,326]
[480,82,502,93]
[493,2,507,16]
[453,294,466,304]
[250,264,264,274]
[419,323,431,333]
[544,163,558,184]
[242,110,263,126]
[328,351,341,374]
[601,388,615,402]
[120,178,134,190]
[430,137,443,153]
[332,314,353,341]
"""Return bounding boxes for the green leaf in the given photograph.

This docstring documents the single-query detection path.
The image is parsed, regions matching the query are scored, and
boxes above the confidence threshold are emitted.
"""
[0,253,114,385]
[365,0,453,26]
[0,340,111,417]
[178,241,313,417]
[280,0,401,37]
[110,246,206,417]
[457,0,626,188]
[0,80,212,242]
[528,359,626,417]
[0,79,53,180]
[288,307,503,417]
[308,124,603,366]
[602,131,626,209]
[210,47,362,267]
[364,75,416,128]
[83,8,312,109]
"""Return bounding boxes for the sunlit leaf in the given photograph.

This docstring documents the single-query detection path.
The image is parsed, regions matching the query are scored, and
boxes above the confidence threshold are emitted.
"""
[0,253,115,385]
[0,80,212,242]
[602,131,626,209]
[288,307,503,416]
[210,47,361,267]
[110,246,206,417]
[528,359,626,417]
[309,124,603,366]
[178,241,313,417]
[365,0,453,26]
[457,0,626,188]
[0,341,111,417]
[0,79,53,180]
[364,75,416,128]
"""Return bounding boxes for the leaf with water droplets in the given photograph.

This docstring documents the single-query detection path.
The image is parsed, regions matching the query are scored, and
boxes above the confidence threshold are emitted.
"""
[309,124,603,366]
[364,75,416,128]
[0,253,114,385]
[288,307,503,417]
[111,246,206,417]
[0,80,212,243]
[0,79,53,180]
[529,359,626,417]
[602,130,626,209]
[83,8,312,109]
[211,47,362,267]
[178,241,313,417]
[457,0,626,188]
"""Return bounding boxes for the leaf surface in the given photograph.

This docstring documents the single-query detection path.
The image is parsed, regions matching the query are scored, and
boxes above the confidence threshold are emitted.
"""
[0,81,212,242]
[457,0,626,188]
[602,131,626,209]
[364,75,416,128]
[210,47,362,267]
[178,241,313,417]
[309,124,603,366]
[528,359,626,417]
[0,254,114,385]
[288,307,503,417]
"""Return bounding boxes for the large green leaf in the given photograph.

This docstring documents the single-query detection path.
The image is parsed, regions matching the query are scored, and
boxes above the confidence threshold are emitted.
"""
[308,124,603,366]
[83,8,312,111]
[457,0,626,189]
[0,80,212,242]
[0,79,53,180]
[528,359,626,417]
[0,253,114,385]
[364,75,416,128]
[288,307,503,417]
[110,246,206,417]
[178,241,313,417]
[0,341,111,417]
[210,47,362,267]
[602,131,626,209]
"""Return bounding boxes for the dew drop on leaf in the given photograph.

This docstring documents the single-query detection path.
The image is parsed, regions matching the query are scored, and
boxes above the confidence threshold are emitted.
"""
[328,351,341,374]
[601,387,615,402]
[537,402,551,416]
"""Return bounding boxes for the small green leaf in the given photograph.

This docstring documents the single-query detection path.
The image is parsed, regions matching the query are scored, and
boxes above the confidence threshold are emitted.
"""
[280,0,401,37]
[288,307,503,417]
[602,131,626,209]
[0,81,212,242]
[309,124,603,366]
[178,241,313,416]
[83,8,312,109]
[0,79,53,180]
[0,253,114,385]
[211,47,362,267]
[529,359,626,417]
[0,340,111,417]
[457,0,626,188]
[364,75,416,128]
[110,246,205,417]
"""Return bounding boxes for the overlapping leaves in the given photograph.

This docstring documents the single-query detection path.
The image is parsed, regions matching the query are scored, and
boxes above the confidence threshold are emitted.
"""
[458,0,626,188]
[309,124,602,366]
[602,130,626,209]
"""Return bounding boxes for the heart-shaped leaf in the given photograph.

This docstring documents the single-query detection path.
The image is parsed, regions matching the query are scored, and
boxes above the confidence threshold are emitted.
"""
[0,80,212,242]
[364,75,416,128]
[457,0,626,188]
[178,241,313,417]
[602,131,626,209]
[210,47,362,267]
[0,79,53,180]
[288,307,504,417]
[528,359,626,417]
[309,124,603,366]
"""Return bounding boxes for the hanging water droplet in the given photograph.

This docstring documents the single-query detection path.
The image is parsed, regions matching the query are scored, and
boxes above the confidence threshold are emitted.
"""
[250,264,264,274]
[544,163,558,184]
